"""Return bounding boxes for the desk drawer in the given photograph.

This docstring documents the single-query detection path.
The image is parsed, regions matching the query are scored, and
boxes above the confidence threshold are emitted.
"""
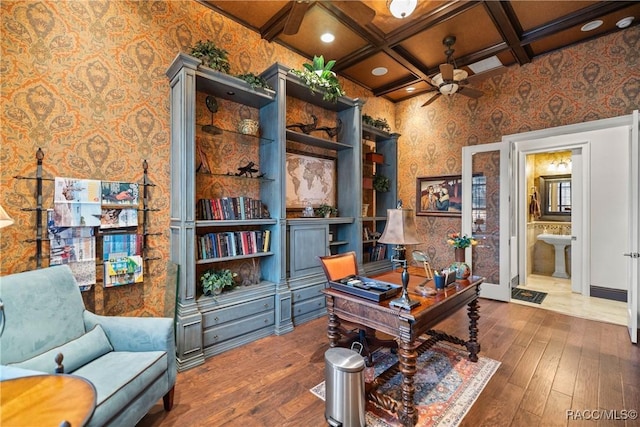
[202,296,274,328]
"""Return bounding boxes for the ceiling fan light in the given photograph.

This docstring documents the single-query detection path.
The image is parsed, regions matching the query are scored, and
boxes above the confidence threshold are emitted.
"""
[388,0,417,19]
[440,83,459,95]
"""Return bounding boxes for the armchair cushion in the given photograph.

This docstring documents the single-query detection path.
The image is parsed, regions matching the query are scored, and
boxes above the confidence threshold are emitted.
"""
[8,325,113,374]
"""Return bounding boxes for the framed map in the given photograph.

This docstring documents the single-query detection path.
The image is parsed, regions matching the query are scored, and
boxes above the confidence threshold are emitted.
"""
[285,152,336,209]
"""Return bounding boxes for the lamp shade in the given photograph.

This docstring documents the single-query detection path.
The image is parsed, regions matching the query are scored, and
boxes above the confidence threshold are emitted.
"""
[0,204,14,229]
[378,208,421,245]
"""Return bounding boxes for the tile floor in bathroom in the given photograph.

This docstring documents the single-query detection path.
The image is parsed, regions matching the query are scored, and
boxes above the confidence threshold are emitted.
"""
[513,274,627,325]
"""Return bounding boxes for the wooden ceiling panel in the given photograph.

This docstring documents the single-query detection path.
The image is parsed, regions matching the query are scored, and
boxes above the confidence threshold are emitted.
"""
[342,52,415,90]
[399,4,503,68]
[528,4,640,55]
[384,81,434,102]
[277,6,369,61]
[510,1,597,32]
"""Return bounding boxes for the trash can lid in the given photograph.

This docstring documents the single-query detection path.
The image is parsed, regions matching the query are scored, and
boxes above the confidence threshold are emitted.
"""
[325,347,365,372]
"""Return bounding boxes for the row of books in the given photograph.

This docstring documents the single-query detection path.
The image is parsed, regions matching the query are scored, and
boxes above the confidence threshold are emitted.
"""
[198,229,271,260]
[197,197,266,221]
[367,244,387,262]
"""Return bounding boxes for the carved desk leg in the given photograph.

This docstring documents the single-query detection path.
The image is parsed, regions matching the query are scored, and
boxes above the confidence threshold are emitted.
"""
[325,295,340,348]
[397,328,418,426]
[466,295,481,362]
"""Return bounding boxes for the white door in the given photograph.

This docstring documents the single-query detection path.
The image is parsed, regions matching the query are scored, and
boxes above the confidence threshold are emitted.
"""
[626,110,639,343]
[462,142,511,301]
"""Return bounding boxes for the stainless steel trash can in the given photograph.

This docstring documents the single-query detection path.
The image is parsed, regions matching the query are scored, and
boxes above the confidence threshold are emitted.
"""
[324,347,366,427]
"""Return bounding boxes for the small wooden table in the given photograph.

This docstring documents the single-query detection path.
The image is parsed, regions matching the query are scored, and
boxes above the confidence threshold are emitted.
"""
[1,374,97,427]
[322,267,483,426]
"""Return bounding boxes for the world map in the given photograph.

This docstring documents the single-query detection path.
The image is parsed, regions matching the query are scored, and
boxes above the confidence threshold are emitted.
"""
[286,152,335,208]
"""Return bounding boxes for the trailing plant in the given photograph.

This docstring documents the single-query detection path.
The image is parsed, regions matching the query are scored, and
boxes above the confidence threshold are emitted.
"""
[200,268,237,296]
[289,55,345,103]
[190,40,230,74]
[236,72,272,91]
[362,114,391,132]
[316,203,338,217]
[373,174,390,192]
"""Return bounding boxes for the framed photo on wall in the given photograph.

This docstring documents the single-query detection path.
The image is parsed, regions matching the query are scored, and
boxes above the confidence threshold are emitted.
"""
[416,175,462,217]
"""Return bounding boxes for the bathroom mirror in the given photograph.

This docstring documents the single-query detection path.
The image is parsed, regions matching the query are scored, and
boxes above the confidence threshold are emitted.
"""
[539,174,571,221]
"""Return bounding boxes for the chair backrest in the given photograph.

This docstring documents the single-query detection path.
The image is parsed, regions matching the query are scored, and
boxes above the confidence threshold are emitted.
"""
[0,265,86,364]
[318,251,358,282]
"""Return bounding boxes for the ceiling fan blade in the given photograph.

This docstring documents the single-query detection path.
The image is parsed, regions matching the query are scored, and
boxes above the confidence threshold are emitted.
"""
[331,1,375,26]
[421,93,441,107]
[283,1,310,35]
[458,86,483,98]
[440,63,454,81]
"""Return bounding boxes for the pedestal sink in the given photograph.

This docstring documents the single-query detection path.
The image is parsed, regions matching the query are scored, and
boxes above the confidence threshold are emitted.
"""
[537,234,572,278]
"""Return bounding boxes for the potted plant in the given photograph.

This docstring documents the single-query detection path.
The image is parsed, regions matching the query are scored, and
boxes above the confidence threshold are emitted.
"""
[236,72,272,91]
[190,40,230,74]
[373,174,390,192]
[289,55,345,103]
[200,268,237,296]
[316,204,338,218]
[362,114,391,132]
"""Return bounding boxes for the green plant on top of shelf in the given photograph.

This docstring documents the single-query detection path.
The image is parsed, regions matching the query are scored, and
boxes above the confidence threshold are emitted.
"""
[362,114,391,132]
[200,268,237,296]
[289,55,345,103]
[190,40,230,74]
[316,203,338,218]
[373,174,390,192]
[236,72,272,91]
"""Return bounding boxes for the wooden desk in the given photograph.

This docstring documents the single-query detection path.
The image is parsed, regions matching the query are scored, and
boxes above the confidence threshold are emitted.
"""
[322,267,483,426]
[1,374,97,427]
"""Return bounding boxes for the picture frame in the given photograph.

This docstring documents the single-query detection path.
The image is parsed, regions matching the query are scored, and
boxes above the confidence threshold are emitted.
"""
[285,151,336,209]
[416,175,462,217]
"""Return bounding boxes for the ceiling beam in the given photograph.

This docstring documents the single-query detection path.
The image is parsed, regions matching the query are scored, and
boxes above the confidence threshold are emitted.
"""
[483,1,530,65]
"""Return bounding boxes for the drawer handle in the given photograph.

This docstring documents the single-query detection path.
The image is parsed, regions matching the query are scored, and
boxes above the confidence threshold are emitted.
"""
[264,303,269,308]
[214,317,219,321]
[264,319,268,323]
[213,335,218,340]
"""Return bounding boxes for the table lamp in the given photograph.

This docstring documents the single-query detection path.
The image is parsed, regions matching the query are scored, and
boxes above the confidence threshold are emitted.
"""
[378,202,421,310]
[0,204,14,229]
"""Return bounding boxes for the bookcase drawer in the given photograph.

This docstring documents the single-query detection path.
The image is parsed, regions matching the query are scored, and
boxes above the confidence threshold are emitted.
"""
[292,283,326,303]
[202,296,274,328]
[204,311,275,346]
[293,295,326,317]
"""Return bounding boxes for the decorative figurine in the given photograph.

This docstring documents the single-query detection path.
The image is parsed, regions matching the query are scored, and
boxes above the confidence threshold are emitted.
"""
[236,162,259,177]
[286,114,318,134]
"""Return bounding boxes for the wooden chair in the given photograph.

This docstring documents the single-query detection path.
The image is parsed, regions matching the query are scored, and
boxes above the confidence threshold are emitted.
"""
[318,251,397,366]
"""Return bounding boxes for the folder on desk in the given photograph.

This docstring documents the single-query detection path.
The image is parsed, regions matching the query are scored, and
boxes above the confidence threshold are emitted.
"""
[329,275,401,302]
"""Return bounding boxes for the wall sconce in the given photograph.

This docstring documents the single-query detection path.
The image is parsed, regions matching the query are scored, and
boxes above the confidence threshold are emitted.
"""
[549,158,571,172]
[388,0,417,19]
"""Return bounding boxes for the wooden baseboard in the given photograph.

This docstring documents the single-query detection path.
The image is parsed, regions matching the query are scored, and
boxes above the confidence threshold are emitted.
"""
[589,285,627,302]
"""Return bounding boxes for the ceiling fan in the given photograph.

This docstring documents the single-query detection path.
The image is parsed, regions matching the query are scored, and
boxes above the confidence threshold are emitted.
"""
[422,36,484,107]
[283,0,375,35]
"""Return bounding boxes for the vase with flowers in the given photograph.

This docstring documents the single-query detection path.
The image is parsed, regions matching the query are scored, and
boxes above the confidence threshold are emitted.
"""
[447,233,477,279]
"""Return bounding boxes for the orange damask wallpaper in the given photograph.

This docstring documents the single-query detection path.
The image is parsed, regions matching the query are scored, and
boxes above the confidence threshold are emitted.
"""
[0,0,388,316]
[395,25,639,275]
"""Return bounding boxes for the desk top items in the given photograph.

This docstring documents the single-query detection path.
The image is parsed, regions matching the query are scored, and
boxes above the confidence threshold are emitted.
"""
[447,232,477,279]
[378,201,421,309]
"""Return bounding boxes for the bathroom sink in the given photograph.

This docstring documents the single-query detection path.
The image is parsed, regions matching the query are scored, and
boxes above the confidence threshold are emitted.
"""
[537,234,572,278]
[537,233,572,245]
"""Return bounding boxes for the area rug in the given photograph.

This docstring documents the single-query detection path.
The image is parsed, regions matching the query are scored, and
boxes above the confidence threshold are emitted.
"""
[310,342,500,427]
[511,287,547,304]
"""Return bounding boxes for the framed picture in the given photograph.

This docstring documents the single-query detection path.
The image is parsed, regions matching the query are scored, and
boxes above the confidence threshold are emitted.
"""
[285,152,336,209]
[416,175,462,217]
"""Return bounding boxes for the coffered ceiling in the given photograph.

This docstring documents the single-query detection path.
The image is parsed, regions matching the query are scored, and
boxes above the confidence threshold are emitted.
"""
[197,1,639,103]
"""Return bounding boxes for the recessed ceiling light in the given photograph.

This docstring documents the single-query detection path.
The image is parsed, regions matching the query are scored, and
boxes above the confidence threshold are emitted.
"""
[320,33,335,43]
[616,16,634,29]
[468,56,503,74]
[581,20,603,32]
[406,87,415,92]
[371,67,388,76]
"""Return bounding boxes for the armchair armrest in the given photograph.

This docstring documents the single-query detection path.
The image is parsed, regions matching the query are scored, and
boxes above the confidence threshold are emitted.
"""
[83,311,176,384]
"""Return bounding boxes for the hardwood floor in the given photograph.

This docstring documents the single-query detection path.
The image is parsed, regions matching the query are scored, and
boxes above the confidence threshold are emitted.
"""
[138,299,640,427]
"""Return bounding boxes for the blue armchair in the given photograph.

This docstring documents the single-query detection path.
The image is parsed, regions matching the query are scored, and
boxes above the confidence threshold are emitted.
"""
[0,265,176,426]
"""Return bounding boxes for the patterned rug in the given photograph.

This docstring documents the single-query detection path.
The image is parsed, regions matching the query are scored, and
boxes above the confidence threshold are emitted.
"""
[310,342,500,427]
[511,287,548,304]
